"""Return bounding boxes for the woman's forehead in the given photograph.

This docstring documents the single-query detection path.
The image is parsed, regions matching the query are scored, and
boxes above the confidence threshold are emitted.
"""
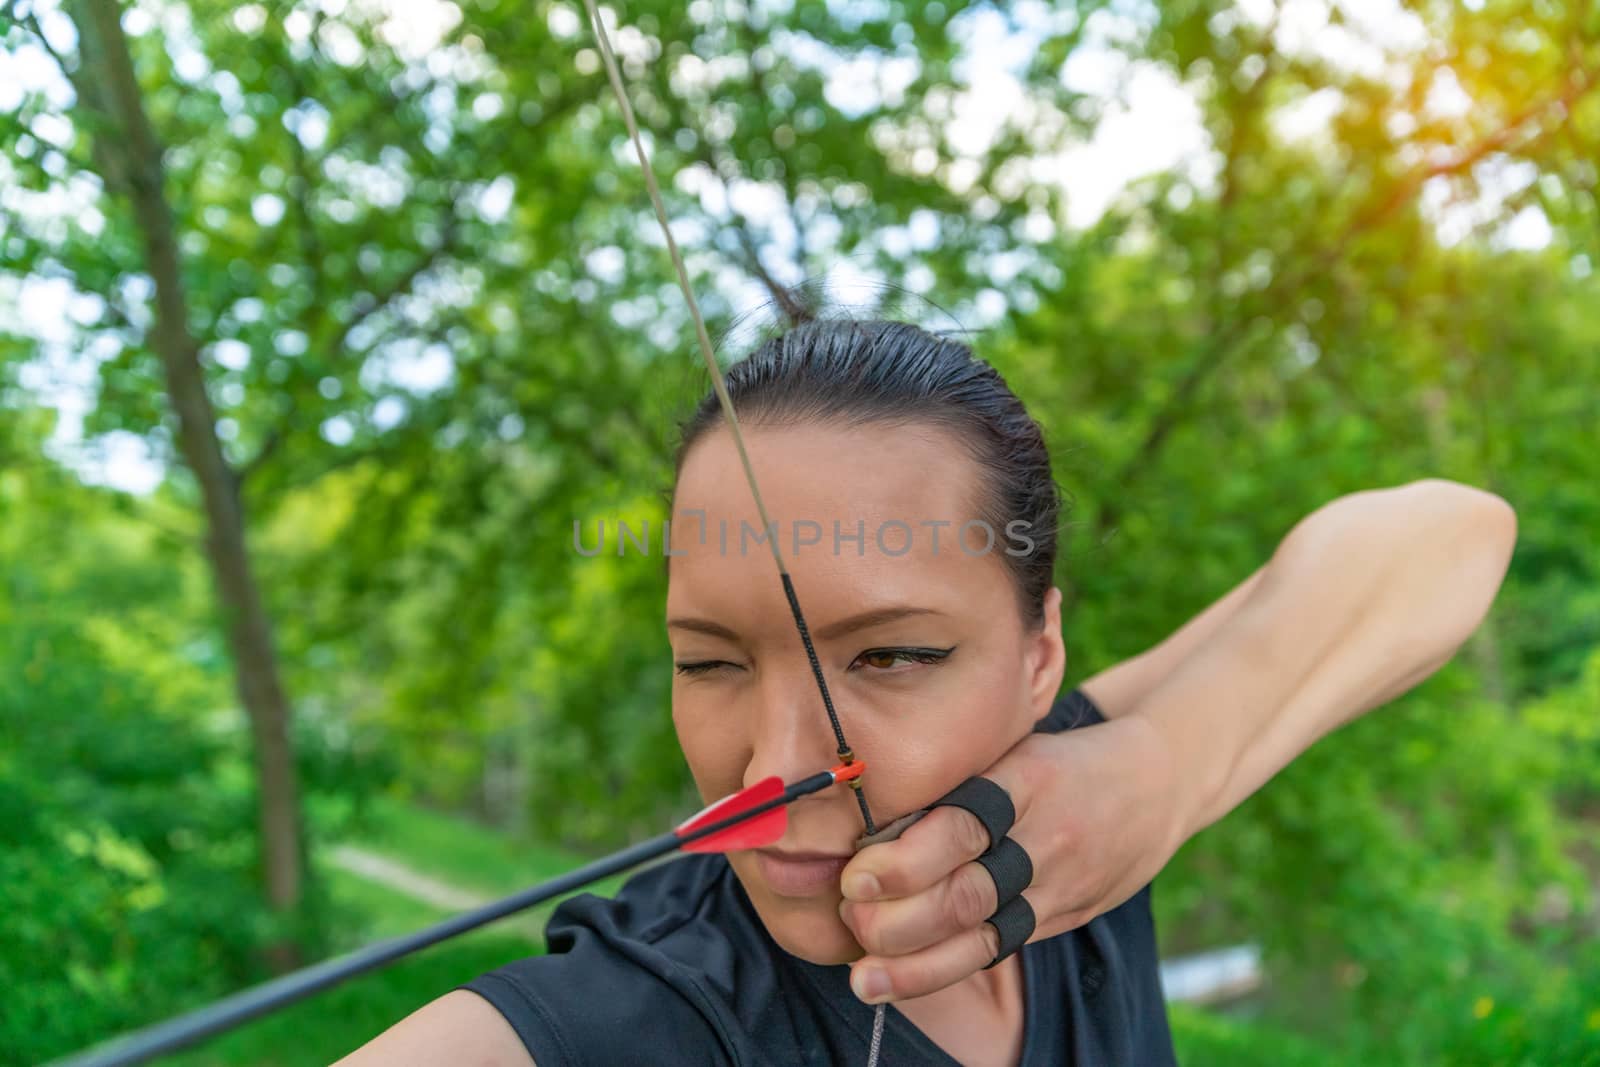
[673,420,983,525]
[667,421,1014,629]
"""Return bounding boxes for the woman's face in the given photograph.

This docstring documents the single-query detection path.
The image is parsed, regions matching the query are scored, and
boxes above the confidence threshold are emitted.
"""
[667,419,1065,965]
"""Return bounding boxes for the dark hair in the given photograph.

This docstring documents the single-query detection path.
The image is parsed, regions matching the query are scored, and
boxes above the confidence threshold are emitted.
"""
[672,319,1060,626]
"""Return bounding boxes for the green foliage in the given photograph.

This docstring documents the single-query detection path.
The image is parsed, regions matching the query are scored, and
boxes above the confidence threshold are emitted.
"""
[3,0,1599,1060]
[1167,1002,1346,1067]
[161,856,538,1067]
[0,483,266,1062]
[344,793,629,907]
[0,456,379,1062]
[162,934,535,1067]
[1156,666,1598,1062]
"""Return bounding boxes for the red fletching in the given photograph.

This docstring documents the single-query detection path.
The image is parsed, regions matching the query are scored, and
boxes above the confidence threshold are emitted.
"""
[675,776,787,853]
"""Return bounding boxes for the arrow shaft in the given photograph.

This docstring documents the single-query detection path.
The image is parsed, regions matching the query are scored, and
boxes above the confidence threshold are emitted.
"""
[54,831,677,1067]
[54,764,856,1067]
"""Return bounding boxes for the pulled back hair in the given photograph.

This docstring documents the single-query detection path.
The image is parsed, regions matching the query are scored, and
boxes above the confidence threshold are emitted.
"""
[673,319,1061,626]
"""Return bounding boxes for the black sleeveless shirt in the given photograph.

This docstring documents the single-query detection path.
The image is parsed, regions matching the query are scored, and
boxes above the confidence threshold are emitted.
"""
[461,689,1177,1066]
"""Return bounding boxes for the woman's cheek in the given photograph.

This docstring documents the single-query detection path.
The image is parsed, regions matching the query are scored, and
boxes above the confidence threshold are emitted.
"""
[855,670,1030,817]
[672,693,748,802]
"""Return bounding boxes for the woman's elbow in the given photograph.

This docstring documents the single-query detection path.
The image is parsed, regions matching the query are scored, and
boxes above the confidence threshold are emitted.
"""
[1406,478,1518,645]
[1411,477,1517,565]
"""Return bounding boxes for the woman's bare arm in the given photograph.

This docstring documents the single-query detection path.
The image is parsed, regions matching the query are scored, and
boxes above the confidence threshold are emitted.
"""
[1080,477,1517,837]
[837,478,1514,1004]
[332,990,533,1067]
[1077,564,1268,718]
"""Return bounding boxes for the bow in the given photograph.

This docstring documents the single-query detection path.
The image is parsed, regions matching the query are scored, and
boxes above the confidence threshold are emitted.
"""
[580,2,890,1061]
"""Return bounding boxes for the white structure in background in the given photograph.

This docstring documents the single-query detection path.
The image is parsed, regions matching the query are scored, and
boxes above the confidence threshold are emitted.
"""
[1159,942,1264,1005]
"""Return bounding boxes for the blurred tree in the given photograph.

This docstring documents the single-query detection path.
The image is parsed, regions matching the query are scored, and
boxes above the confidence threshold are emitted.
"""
[55,0,307,962]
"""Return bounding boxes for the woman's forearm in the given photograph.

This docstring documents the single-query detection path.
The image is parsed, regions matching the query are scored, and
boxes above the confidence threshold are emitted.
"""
[1128,479,1518,840]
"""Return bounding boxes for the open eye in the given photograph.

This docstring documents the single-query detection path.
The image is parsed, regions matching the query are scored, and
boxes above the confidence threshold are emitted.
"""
[849,646,955,672]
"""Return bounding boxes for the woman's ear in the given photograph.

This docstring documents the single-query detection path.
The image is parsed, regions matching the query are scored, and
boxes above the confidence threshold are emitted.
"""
[1026,587,1068,719]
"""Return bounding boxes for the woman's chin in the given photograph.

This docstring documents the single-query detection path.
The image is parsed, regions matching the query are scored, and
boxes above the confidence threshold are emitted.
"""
[747,886,864,965]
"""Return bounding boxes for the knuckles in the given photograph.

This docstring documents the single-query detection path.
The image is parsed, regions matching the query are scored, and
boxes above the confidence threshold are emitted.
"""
[952,808,992,860]
[947,865,995,928]
[838,901,868,945]
[975,919,1001,964]
[1039,817,1079,862]
[841,900,889,955]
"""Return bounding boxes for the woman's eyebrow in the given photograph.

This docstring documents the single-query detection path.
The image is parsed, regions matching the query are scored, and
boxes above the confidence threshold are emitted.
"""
[666,617,741,641]
[813,606,944,641]
[666,606,944,643]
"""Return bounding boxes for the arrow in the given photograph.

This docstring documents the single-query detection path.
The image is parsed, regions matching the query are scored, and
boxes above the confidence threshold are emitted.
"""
[53,759,866,1067]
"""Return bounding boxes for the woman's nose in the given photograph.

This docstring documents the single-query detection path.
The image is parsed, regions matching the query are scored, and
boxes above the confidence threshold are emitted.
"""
[743,664,840,787]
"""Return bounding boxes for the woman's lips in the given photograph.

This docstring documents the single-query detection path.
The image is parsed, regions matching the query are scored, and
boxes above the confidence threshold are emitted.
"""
[755,849,851,897]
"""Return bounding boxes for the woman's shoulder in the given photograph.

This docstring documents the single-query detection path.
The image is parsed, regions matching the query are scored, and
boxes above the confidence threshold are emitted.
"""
[1034,686,1107,734]
[457,854,756,1067]
[547,847,742,950]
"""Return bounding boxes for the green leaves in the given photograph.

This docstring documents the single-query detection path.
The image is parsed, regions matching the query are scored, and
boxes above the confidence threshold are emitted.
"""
[3,0,1599,1059]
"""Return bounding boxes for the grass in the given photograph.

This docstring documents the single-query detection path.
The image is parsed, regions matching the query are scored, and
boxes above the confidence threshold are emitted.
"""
[352,795,600,896]
[340,794,628,939]
[163,867,533,1067]
[158,802,616,1066]
[163,934,533,1067]
[1168,1002,1348,1067]
[324,865,454,943]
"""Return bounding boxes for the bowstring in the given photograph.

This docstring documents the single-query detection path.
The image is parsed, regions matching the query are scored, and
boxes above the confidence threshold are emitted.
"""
[582,4,888,1060]
[580,1,876,835]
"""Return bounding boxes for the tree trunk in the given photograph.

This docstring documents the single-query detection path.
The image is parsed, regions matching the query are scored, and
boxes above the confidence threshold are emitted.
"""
[67,0,305,963]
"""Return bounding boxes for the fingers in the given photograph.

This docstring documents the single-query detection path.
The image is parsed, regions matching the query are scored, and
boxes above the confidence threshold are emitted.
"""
[844,760,1036,902]
[839,856,1001,957]
[837,759,1048,1003]
[847,894,1033,1004]
[841,803,993,902]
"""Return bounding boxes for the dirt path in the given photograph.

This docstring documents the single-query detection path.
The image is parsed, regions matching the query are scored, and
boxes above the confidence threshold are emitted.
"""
[329,845,492,911]
[328,844,549,943]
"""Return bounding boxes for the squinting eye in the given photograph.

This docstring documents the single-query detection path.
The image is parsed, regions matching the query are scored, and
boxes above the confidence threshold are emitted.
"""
[675,660,737,676]
[849,646,955,672]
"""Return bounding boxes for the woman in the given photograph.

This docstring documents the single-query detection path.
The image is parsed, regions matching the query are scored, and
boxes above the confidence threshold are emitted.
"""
[338,320,1516,1066]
